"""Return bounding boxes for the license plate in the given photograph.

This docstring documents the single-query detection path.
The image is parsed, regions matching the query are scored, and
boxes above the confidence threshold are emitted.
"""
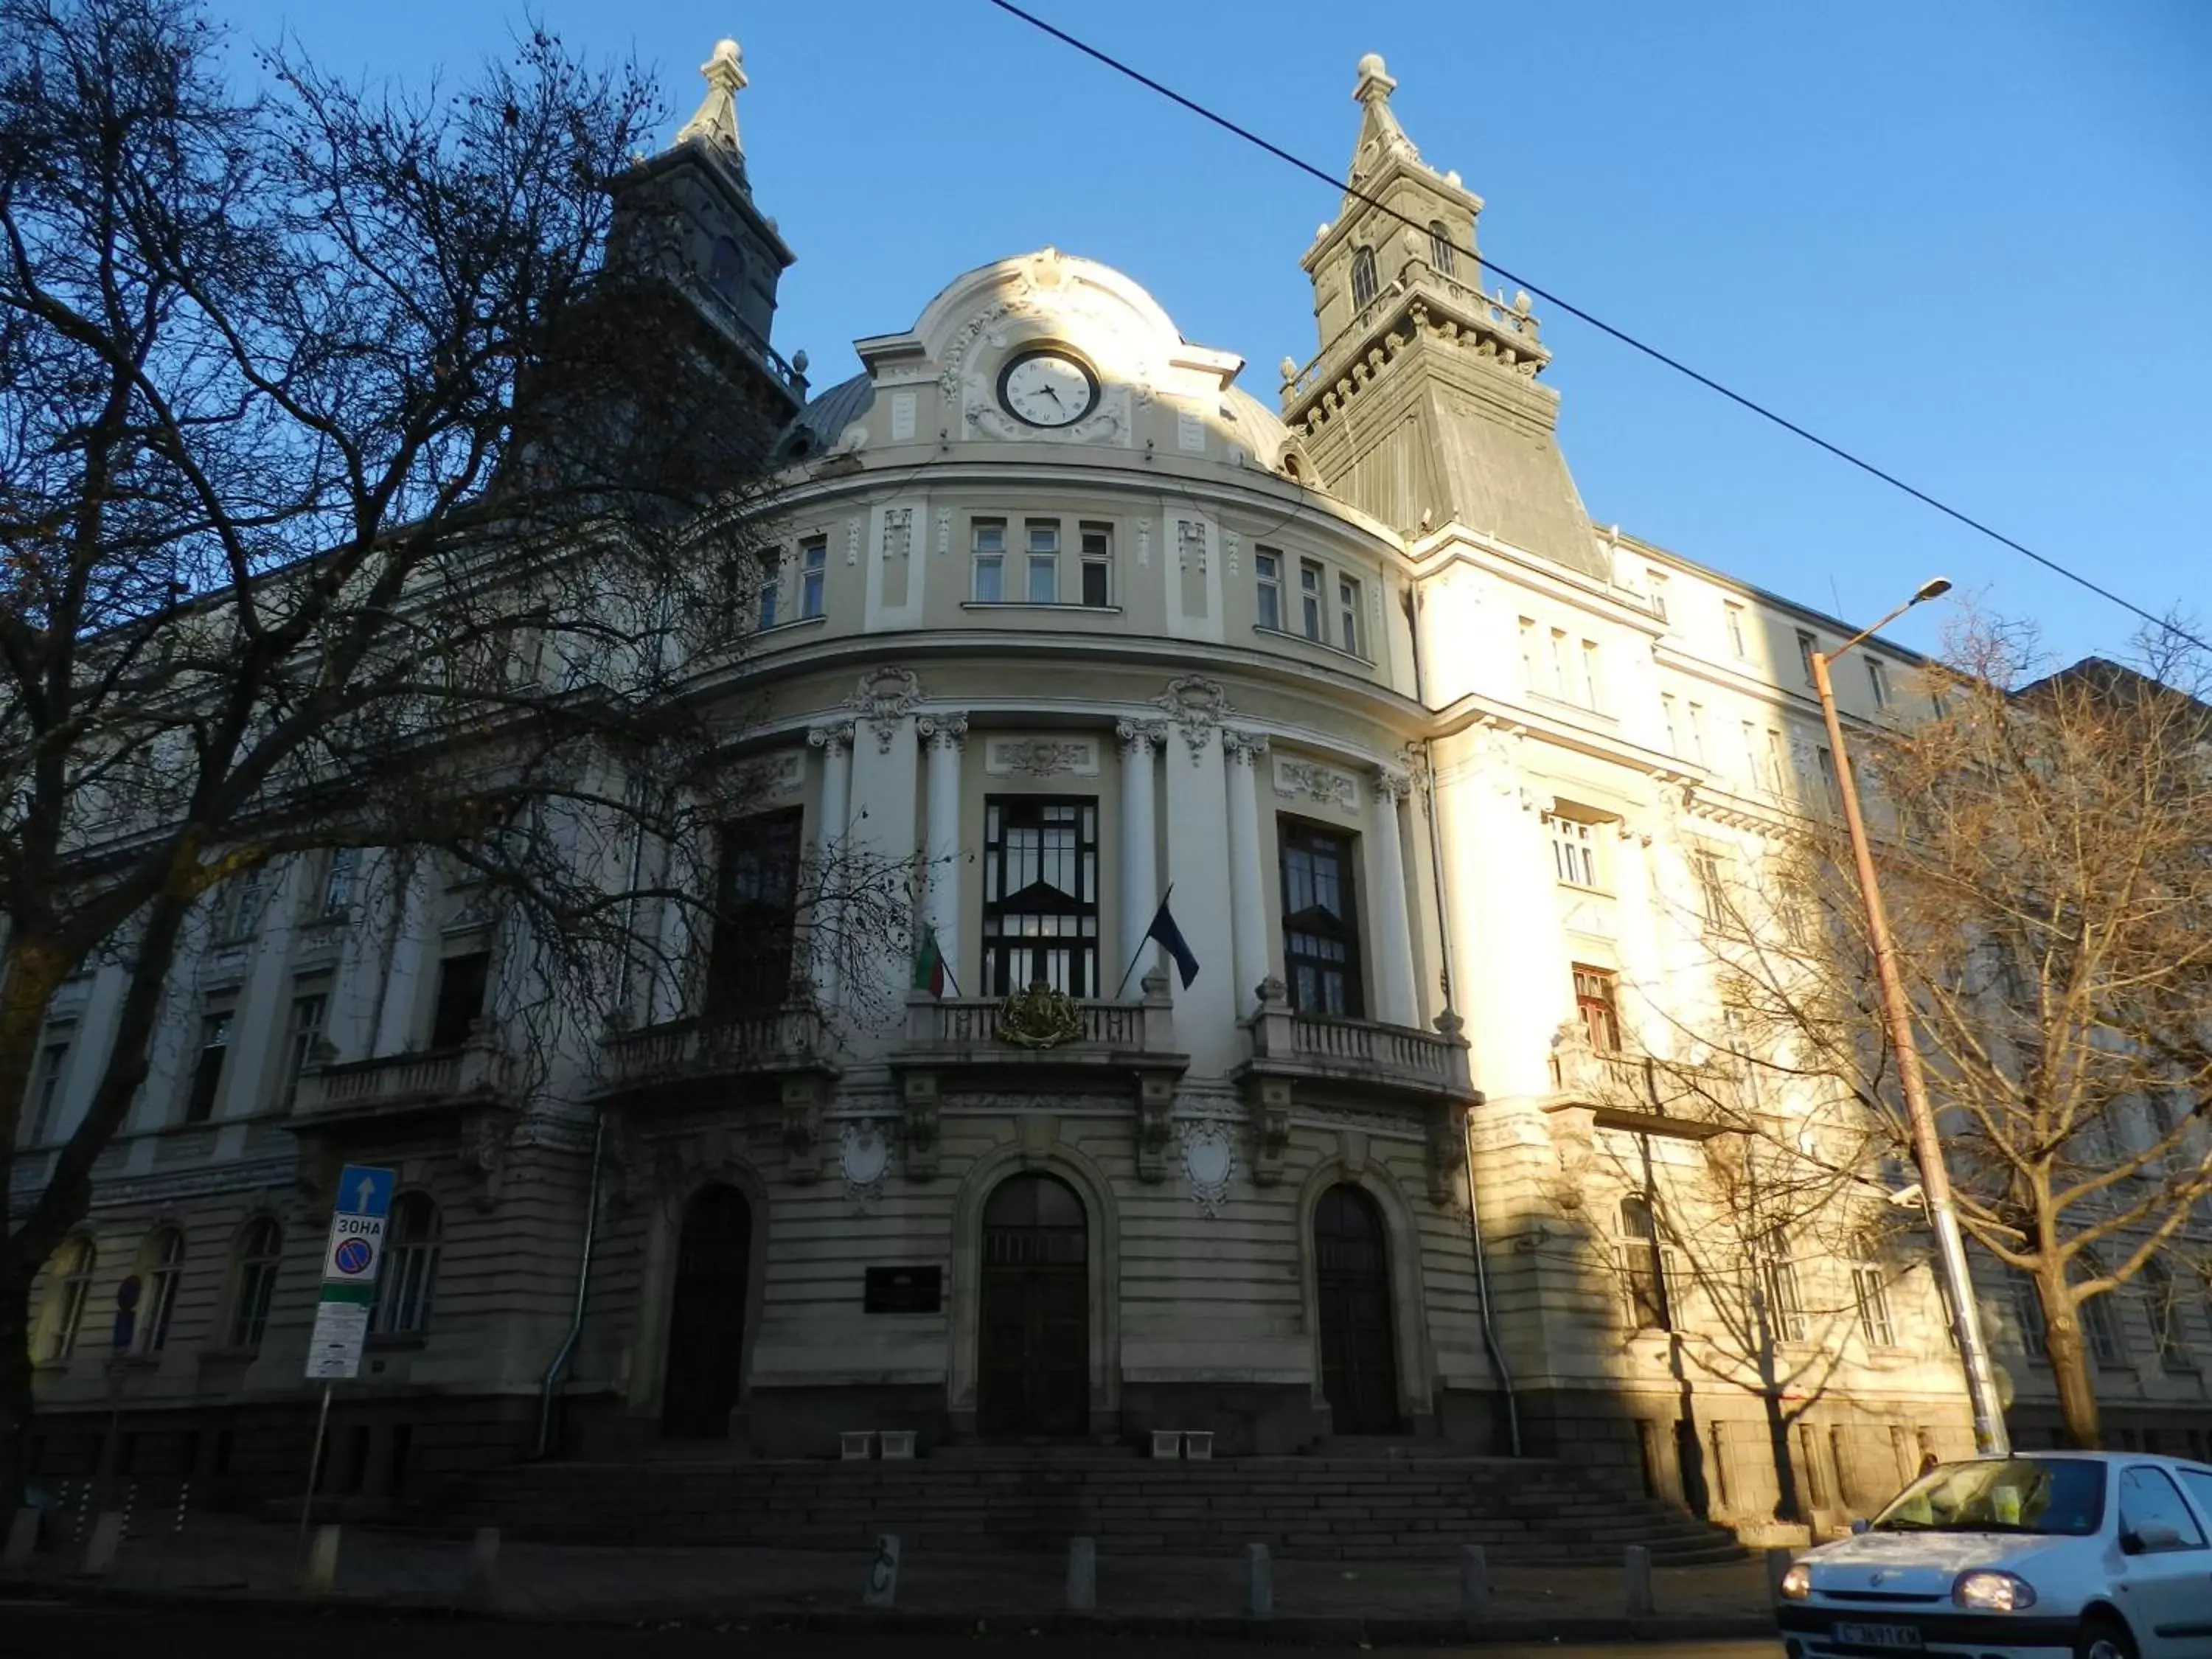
[1834,1624,1924,1650]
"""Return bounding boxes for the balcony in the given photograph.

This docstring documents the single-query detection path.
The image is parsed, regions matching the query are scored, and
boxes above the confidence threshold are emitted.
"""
[292,1029,516,1128]
[594,1004,836,1105]
[1543,1026,1739,1141]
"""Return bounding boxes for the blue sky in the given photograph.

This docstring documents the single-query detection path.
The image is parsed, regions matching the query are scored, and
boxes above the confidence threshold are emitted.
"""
[212,0,2209,667]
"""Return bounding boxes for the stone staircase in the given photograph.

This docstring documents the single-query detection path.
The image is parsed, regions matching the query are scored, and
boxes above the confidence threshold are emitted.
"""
[409,1448,1742,1565]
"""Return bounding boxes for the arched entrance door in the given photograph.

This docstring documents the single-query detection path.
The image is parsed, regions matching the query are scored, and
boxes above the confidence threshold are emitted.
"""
[978,1172,1089,1438]
[661,1184,752,1439]
[1315,1183,1402,1435]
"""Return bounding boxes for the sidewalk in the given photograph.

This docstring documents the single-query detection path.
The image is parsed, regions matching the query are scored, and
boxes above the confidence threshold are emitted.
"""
[10,1514,1781,1642]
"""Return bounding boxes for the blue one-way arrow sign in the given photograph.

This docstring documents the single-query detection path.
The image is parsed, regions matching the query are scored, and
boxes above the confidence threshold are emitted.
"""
[335,1164,394,1220]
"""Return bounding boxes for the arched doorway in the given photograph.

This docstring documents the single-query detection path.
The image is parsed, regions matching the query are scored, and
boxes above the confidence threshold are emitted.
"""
[1314,1183,1402,1435]
[661,1184,752,1439]
[978,1172,1089,1438]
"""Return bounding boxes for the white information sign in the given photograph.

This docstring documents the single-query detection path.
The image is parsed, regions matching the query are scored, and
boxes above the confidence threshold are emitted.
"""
[306,1301,370,1380]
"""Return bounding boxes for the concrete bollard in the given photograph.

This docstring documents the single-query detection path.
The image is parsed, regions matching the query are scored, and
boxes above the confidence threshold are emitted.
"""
[462,1526,500,1608]
[1459,1543,1491,1618]
[298,1523,342,1599]
[81,1511,125,1579]
[863,1533,901,1608]
[3,1507,41,1579]
[1765,1545,1797,1601]
[1624,1543,1655,1616]
[1066,1536,1096,1611]
[1245,1542,1273,1618]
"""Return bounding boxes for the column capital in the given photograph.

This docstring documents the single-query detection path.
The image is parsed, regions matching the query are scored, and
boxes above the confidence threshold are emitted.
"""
[1373,767,1414,804]
[918,712,970,751]
[1115,718,1169,756]
[807,720,856,757]
[1221,728,1271,765]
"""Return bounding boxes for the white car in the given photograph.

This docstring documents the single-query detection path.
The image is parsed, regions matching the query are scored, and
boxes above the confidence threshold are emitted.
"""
[1778,1451,2212,1659]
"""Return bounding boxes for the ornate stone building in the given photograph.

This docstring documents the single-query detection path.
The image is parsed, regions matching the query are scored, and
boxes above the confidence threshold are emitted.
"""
[24,45,2209,1534]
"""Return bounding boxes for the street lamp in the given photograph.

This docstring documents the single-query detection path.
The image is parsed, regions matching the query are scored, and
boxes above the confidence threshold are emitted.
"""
[1811,578,2011,1458]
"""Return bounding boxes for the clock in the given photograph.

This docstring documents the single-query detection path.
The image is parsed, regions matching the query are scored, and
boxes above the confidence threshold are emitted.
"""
[997,347,1099,429]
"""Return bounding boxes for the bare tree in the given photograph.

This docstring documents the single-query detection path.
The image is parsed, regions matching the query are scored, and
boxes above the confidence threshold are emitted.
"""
[0,0,907,1509]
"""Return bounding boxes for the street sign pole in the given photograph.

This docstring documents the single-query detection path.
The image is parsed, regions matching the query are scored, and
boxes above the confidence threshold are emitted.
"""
[294,1164,393,1574]
[94,1276,142,1512]
[294,1380,335,1579]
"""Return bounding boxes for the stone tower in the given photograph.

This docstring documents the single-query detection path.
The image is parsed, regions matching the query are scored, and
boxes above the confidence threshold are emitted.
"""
[1280,55,1605,582]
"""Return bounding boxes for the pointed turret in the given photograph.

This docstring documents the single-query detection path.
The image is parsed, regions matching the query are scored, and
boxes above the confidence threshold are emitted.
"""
[1283,56,1607,582]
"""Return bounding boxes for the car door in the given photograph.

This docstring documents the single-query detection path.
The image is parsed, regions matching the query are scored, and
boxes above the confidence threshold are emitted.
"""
[2112,1465,2212,1659]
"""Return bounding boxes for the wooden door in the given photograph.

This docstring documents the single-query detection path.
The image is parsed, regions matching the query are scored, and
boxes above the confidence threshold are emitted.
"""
[661,1185,751,1440]
[977,1173,1089,1437]
[1315,1183,1401,1435]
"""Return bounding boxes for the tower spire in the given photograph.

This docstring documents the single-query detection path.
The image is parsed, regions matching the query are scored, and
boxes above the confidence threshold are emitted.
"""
[1346,52,1419,195]
[675,38,747,155]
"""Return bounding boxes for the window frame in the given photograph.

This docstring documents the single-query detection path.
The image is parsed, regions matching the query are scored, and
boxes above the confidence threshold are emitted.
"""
[229,1217,283,1352]
[428,950,492,1050]
[1725,602,1749,660]
[981,795,1100,998]
[184,1006,233,1124]
[1024,518,1060,605]
[755,547,782,630]
[799,535,827,619]
[1618,1195,1674,1332]
[1078,521,1113,608]
[371,1192,442,1338]
[1852,1240,1897,1349]
[703,807,805,1020]
[1298,560,1324,641]
[1796,628,1818,686]
[144,1228,187,1354]
[1866,656,1889,710]
[1336,574,1361,656]
[282,981,331,1107]
[44,1237,96,1362]
[1760,1236,1810,1343]
[2142,1258,2193,1371]
[1646,570,1669,622]
[1350,245,1378,308]
[971,517,1007,604]
[1544,812,1603,891]
[1572,963,1622,1054]
[1427,220,1455,275]
[1255,549,1284,633]
[26,1026,72,1144]
[1278,815,1366,1018]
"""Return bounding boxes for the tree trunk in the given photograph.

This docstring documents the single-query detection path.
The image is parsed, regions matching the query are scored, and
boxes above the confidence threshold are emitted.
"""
[2039,1278,2102,1450]
[0,1241,34,1517]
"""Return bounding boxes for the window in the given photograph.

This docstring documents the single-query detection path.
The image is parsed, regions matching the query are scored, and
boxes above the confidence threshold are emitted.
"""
[1427,220,1455,275]
[1548,629,1569,700]
[1686,701,1707,763]
[2143,1258,2191,1371]
[229,1218,282,1350]
[1796,629,1818,686]
[281,985,329,1105]
[1256,549,1284,632]
[703,809,803,1018]
[2181,1469,2212,1527]
[1337,576,1361,655]
[372,1193,441,1337]
[1079,522,1113,608]
[799,536,827,619]
[1866,657,1889,710]
[1350,244,1377,307]
[1519,618,1538,692]
[1545,813,1600,889]
[1573,964,1621,1053]
[1618,1196,1672,1331]
[2081,1265,2126,1367]
[1298,561,1324,641]
[25,1027,72,1144]
[1815,747,1841,813]
[428,951,491,1049]
[972,518,1006,602]
[44,1238,95,1361]
[220,866,266,942]
[1853,1239,1896,1349]
[2010,1268,2048,1357]
[2117,1466,2207,1552]
[184,1009,232,1124]
[1761,1237,1809,1343]
[1279,819,1363,1017]
[1659,693,1680,754]
[1739,721,1759,787]
[145,1229,185,1353]
[317,848,358,918]
[755,549,782,629]
[1725,602,1749,660]
[1580,640,1602,709]
[1764,729,1787,794]
[1025,519,1060,603]
[1646,571,1669,622]
[1694,849,1729,928]
[982,797,1099,995]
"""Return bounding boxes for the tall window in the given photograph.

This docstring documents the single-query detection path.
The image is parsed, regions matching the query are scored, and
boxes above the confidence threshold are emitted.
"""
[1852,1238,1896,1349]
[1350,245,1378,307]
[1519,617,1538,692]
[429,951,491,1049]
[703,809,804,1018]
[1764,729,1787,794]
[799,535,827,619]
[1618,1196,1672,1331]
[1725,602,1749,660]
[2009,1267,2048,1357]
[2143,1258,2190,1371]
[1866,657,1889,710]
[1694,849,1729,928]
[1545,813,1599,889]
[1079,522,1113,608]
[25,1026,72,1144]
[1739,721,1759,787]
[1685,700,1707,762]
[1580,640,1602,708]
[44,1238,95,1361]
[282,984,330,1105]
[1760,1234,1809,1343]
[1336,575,1362,655]
[1815,746,1842,813]
[1573,964,1621,1052]
[1255,549,1284,632]
[220,867,266,942]
[2079,1253,2125,1366]
[184,1009,232,1124]
[982,797,1099,995]
[229,1218,282,1350]
[1298,560,1324,641]
[972,518,1006,602]
[1025,518,1060,603]
[1548,629,1569,700]
[1646,571,1669,622]
[755,549,782,629]
[372,1193,442,1337]
[145,1229,186,1353]
[317,847,358,917]
[1659,693,1680,754]
[1279,819,1363,1017]
[1795,629,1818,686]
[1427,220,1455,275]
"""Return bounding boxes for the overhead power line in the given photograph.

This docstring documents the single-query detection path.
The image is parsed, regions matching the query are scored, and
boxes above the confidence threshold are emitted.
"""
[983,0,2208,657]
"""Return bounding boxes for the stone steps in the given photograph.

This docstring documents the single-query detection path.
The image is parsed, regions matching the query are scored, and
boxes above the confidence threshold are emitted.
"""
[409,1453,1744,1565]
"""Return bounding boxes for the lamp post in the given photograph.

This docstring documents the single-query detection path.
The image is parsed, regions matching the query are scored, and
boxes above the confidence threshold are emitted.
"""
[1812,577,2010,1459]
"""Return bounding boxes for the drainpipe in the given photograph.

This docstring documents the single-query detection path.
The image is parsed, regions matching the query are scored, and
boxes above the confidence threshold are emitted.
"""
[536,1110,605,1458]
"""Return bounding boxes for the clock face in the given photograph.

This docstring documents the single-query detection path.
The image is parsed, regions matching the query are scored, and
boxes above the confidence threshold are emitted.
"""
[998,349,1099,428]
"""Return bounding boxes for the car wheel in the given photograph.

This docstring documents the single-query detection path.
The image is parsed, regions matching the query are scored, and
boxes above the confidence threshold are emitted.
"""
[2075,1614,2137,1659]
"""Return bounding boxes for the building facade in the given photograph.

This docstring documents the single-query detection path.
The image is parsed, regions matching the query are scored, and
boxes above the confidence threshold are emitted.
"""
[22,46,2211,1532]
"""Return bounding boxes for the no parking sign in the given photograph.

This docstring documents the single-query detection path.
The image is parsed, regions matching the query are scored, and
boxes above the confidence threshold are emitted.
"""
[306,1164,393,1380]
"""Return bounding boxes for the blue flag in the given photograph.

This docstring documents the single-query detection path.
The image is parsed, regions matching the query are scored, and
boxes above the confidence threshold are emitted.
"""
[1145,897,1201,990]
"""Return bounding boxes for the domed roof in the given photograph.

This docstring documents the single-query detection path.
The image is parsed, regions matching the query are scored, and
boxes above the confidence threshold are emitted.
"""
[777,370,874,458]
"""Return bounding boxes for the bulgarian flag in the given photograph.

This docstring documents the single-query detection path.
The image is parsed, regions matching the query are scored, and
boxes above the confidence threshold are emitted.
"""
[911,925,947,998]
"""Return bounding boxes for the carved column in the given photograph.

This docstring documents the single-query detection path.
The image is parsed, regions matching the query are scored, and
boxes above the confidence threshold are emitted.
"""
[919,713,969,989]
[1222,730,1272,1018]
[1370,769,1419,1028]
[807,721,855,1009]
[1116,720,1166,993]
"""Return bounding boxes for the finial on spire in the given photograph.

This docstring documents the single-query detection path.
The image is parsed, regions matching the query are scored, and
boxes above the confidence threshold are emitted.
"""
[1354,52,1397,103]
[675,37,747,153]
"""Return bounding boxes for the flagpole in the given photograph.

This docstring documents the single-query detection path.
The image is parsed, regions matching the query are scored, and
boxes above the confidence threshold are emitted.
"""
[1113,883,1172,1001]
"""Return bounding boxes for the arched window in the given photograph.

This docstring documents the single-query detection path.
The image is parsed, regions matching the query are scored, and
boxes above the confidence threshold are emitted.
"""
[230,1217,282,1350]
[1618,1195,1672,1332]
[1350,245,1378,308]
[373,1193,442,1336]
[1428,220,1455,276]
[44,1238,96,1361]
[145,1229,186,1353]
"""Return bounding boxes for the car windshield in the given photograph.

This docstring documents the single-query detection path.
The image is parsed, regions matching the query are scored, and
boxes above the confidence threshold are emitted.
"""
[1871,1457,2106,1537]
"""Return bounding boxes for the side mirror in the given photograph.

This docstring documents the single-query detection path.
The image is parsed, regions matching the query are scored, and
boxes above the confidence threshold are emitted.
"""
[1851,1518,1871,1536]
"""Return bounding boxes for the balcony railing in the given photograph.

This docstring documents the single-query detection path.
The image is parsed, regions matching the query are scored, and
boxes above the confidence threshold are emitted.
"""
[894,984,1180,1070]
[1547,1032,1739,1140]
[1239,982,1475,1103]
[293,1034,513,1122]
[597,1005,832,1097]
